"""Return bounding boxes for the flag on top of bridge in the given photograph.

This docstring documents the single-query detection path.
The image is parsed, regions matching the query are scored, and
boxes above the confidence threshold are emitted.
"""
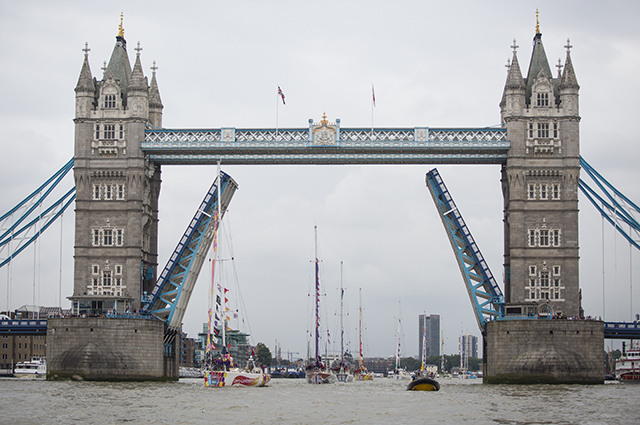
[278,86,286,105]
[372,84,376,107]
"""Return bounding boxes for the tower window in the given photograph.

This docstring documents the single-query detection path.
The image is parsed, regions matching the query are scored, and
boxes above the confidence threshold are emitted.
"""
[115,229,124,246]
[541,271,550,287]
[539,229,549,247]
[116,184,125,200]
[103,271,112,287]
[540,184,548,200]
[528,123,535,138]
[529,230,537,247]
[103,229,113,246]
[553,122,558,138]
[105,124,115,139]
[119,124,124,139]
[536,92,549,107]
[537,123,549,138]
[552,229,561,246]
[92,184,101,200]
[552,184,560,200]
[105,185,113,200]
[528,184,535,200]
[95,124,100,139]
[105,94,116,109]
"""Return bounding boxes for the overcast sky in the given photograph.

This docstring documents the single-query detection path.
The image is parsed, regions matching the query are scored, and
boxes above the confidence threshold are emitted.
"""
[1,1,639,358]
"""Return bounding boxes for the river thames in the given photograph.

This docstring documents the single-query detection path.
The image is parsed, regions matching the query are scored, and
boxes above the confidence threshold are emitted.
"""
[1,376,638,424]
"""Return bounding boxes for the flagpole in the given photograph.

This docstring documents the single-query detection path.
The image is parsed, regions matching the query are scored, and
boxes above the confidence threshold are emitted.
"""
[371,83,375,139]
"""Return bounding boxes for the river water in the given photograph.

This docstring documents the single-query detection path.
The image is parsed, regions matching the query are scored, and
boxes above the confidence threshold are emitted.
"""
[1,376,638,424]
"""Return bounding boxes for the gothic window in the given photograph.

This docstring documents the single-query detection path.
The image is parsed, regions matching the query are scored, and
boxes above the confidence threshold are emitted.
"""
[104,94,116,109]
[92,229,101,246]
[541,271,550,287]
[92,184,101,200]
[553,122,558,138]
[540,184,548,200]
[536,92,549,107]
[539,230,550,247]
[530,278,536,287]
[92,265,99,275]
[528,184,535,200]
[552,229,561,246]
[529,265,537,276]
[105,185,113,200]
[553,265,561,276]
[95,124,100,139]
[103,229,113,246]
[115,264,122,275]
[115,229,124,246]
[103,271,112,287]
[119,124,124,139]
[528,123,535,138]
[105,124,116,139]
[529,230,536,247]
[552,184,560,200]
[537,123,549,138]
[116,184,125,200]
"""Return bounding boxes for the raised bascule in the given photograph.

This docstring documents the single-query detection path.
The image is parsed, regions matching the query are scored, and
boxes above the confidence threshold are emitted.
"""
[2,15,639,382]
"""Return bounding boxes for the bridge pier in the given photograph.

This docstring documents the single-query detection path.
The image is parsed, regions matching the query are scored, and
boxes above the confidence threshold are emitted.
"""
[46,317,178,381]
[484,319,604,384]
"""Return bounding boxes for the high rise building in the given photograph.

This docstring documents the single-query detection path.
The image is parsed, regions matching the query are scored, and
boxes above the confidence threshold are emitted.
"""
[418,314,440,359]
[460,333,478,371]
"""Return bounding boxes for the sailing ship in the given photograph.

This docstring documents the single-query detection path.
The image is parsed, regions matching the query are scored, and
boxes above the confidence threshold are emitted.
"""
[389,301,410,380]
[332,261,353,382]
[353,288,374,381]
[306,226,337,384]
[203,166,270,388]
[407,313,439,391]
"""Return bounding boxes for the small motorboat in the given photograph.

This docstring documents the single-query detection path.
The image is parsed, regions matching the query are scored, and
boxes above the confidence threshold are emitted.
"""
[407,375,440,391]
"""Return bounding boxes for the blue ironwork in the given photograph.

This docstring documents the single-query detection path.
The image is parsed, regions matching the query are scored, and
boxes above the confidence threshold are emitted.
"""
[143,126,509,165]
[426,168,504,330]
[143,171,238,331]
[604,321,640,339]
[579,156,640,251]
[0,319,48,335]
[0,159,75,268]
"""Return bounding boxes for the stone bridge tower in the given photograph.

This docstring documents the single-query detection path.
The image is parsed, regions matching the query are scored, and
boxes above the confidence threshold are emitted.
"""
[500,20,581,318]
[70,18,163,315]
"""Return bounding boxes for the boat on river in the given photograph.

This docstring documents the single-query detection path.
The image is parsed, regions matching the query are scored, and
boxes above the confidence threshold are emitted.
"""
[306,226,337,384]
[203,167,270,388]
[406,314,440,391]
[14,358,46,378]
[353,288,373,381]
[407,374,440,391]
[615,344,640,382]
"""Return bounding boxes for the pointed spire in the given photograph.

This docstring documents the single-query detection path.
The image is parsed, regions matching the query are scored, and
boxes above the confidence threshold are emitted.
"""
[560,38,579,89]
[75,42,95,93]
[149,60,163,109]
[505,39,525,90]
[128,41,148,92]
[524,11,553,104]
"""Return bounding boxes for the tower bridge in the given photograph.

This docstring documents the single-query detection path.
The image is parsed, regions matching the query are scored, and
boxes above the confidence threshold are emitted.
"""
[3,16,639,383]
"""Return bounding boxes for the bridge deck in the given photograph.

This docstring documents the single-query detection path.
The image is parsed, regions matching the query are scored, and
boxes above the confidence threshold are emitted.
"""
[143,127,509,165]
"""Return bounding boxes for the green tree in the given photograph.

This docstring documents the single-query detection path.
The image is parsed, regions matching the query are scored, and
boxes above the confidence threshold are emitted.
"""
[255,342,272,367]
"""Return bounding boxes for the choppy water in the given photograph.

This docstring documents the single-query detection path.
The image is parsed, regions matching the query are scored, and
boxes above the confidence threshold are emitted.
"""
[1,376,638,425]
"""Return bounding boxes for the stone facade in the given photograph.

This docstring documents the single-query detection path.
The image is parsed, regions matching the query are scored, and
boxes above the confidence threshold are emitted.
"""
[70,24,163,315]
[485,319,603,384]
[46,317,177,381]
[500,30,581,318]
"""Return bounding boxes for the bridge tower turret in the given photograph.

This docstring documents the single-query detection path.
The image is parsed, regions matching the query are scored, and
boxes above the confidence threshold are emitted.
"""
[70,16,163,316]
[500,18,581,318]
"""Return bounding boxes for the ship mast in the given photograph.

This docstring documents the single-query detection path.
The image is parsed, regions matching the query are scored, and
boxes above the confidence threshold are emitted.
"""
[314,225,320,363]
[340,261,345,367]
[359,288,363,370]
